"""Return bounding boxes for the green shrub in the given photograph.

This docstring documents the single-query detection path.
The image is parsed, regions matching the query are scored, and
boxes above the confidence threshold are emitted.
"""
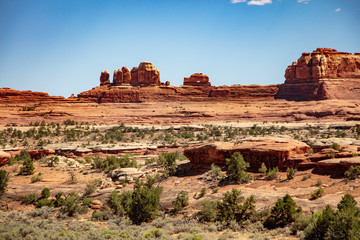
[108,190,132,216]
[311,188,324,200]
[128,178,163,224]
[286,168,297,180]
[265,167,279,180]
[0,170,9,199]
[263,194,302,229]
[216,189,256,223]
[21,193,38,204]
[54,192,65,207]
[172,191,189,211]
[304,194,360,240]
[93,154,137,172]
[60,192,88,217]
[315,179,322,186]
[35,198,53,208]
[84,179,100,196]
[46,156,59,167]
[31,172,43,183]
[302,173,312,181]
[40,188,50,199]
[19,156,35,175]
[226,152,252,184]
[210,163,223,180]
[259,162,267,175]
[157,152,179,175]
[196,199,217,222]
[344,165,360,180]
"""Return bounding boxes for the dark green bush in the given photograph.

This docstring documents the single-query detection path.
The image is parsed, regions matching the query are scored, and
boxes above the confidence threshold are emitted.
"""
[263,194,302,229]
[21,193,38,205]
[344,165,360,180]
[60,192,88,217]
[311,188,324,200]
[196,199,217,222]
[35,198,53,208]
[128,178,163,224]
[19,153,34,175]
[0,170,9,199]
[226,152,252,184]
[108,190,132,216]
[40,188,50,199]
[172,190,189,211]
[286,167,297,180]
[304,194,360,240]
[157,152,179,175]
[216,189,256,223]
[265,167,279,180]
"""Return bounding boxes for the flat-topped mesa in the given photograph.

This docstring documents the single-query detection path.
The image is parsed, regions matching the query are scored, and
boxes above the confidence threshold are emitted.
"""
[276,48,360,101]
[184,73,211,86]
[100,70,110,86]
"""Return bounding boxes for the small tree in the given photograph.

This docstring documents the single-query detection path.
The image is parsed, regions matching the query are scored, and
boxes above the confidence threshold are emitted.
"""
[259,163,267,175]
[19,157,35,175]
[264,194,302,229]
[0,170,9,199]
[128,178,163,224]
[196,199,217,222]
[157,152,179,176]
[266,167,279,180]
[311,188,324,200]
[172,190,189,211]
[304,205,336,240]
[344,165,360,180]
[226,152,252,184]
[286,168,297,180]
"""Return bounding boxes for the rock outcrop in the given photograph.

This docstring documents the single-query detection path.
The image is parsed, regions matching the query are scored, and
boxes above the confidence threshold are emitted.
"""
[183,138,311,170]
[0,150,11,165]
[100,70,110,86]
[184,73,211,86]
[0,88,66,103]
[136,62,160,86]
[276,48,360,101]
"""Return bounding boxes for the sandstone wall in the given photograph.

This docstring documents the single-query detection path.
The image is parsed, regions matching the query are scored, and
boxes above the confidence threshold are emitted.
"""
[276,48,360,101]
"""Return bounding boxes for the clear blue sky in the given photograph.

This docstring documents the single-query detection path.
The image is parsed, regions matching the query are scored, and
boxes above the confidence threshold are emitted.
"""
[1,0,359,97]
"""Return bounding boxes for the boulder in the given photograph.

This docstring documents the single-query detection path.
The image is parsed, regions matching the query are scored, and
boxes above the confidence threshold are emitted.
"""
[0,151,11,165]
[100,70,110,86]
[276,48,360,101]
[184,73,211,86]
[316,157,360,172]
[183,138,310,170]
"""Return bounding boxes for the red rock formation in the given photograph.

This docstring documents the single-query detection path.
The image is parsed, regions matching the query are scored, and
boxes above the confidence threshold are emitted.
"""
[130,67,138,85]
[113,69,123,86]
[0,150,11,166]
[0,88,66,103]
[183,139,310,170]
[135,62,160,86]
[184,73,211,86]
[100,70,110,86]
[122,67,131,83]
[276,48,360,101]
[78,84,279,103]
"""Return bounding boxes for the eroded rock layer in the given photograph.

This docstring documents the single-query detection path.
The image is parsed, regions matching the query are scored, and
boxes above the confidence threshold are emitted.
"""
[78,84,279,103]
[183,139,311,170]
[276,48,360,101]
[0,88,66,103]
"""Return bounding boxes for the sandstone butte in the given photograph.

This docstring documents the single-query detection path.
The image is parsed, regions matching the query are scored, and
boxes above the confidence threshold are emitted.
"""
[77,62,279,103]
[276,48,360,101]
[0,88,66,103]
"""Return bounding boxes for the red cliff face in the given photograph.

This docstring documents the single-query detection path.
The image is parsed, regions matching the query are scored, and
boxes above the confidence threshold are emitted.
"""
[0,88,66,103]
[276,48,360,101]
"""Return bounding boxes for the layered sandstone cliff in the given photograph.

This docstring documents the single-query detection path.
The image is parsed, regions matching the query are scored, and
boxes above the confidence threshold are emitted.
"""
[276,48,360,101]
[184,73,211,86]
[0,88,66,103]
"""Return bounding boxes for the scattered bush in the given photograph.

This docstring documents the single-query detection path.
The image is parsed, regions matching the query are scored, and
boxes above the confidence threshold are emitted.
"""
[259,163,267,175]
[21,193,38,205]
[311,188,324,200]
[344,165,360,180]
[0,170,9,199]
[84,179,100,196]
[60,192,90,217]
[226,152,252,184]
[31,172,43,183]
[196,199,217,222]
[157,152,179,176]
[265,167,279,180]
[315,179,322,186]
[304,194,360,240]
[46,156,59,167]
[263,194,302,229]
[210,163,223,180]
[286,168,297,180]
[302,173,312,181]
[172,190,189,211]
[19,155,35,175]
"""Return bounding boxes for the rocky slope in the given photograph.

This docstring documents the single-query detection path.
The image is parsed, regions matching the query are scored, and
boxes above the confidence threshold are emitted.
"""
[276,48,360,101]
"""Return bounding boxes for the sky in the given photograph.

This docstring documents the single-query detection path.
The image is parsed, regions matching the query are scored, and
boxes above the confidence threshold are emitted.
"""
[0,0,359,97]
